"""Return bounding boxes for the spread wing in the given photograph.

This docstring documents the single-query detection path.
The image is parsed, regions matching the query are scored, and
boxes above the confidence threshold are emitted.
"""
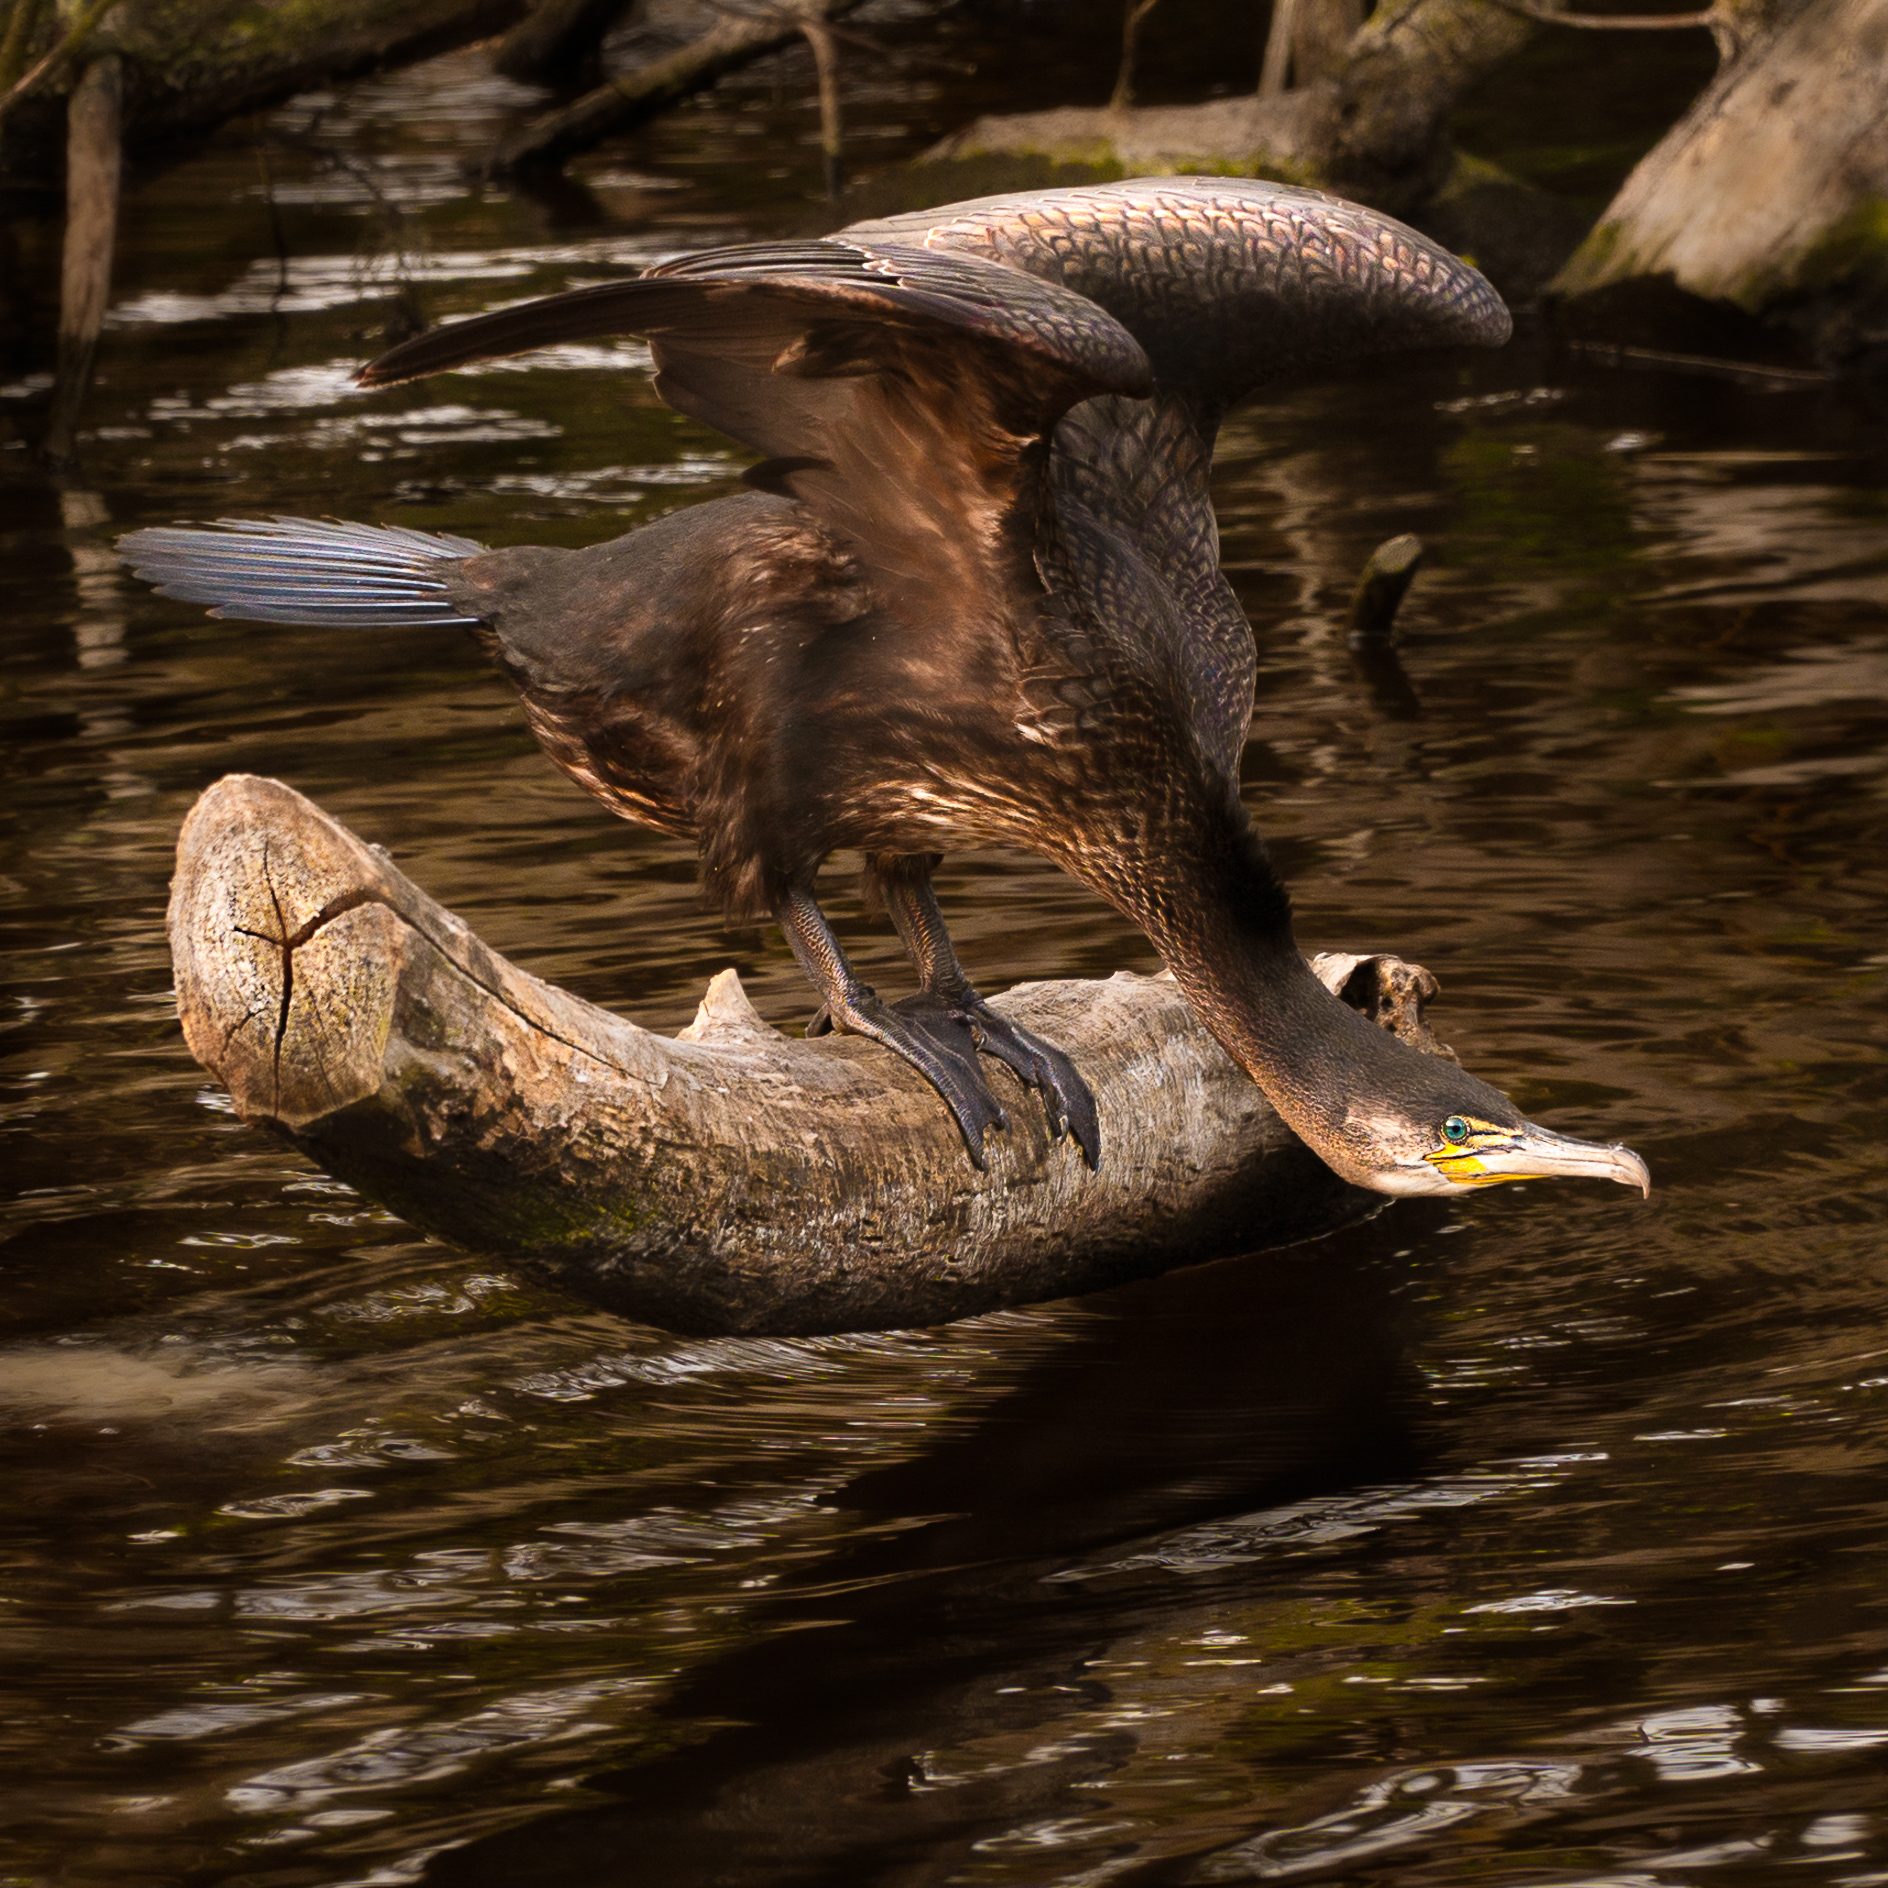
[845,178,1509,417]
[360,238,1151,629]
[844,178,1512,775]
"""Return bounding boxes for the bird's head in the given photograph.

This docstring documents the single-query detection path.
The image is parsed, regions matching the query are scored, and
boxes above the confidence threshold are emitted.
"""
[1269,1002,1652,1200]
[1121,806,1649,1205]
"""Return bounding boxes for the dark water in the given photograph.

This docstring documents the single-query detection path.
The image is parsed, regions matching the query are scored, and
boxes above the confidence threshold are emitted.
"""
[5,24,1888,1888]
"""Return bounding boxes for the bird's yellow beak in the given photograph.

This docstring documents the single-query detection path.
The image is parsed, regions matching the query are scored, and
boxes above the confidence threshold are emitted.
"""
[1423,1117,1651,1196]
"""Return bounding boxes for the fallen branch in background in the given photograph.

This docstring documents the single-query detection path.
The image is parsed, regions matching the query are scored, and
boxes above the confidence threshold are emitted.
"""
[2,0,528,167]
[0,0,113,127]
[3,0,529,457]
[928,0,1536,212]
[486,0,866,177]
[168,775,1457,1336]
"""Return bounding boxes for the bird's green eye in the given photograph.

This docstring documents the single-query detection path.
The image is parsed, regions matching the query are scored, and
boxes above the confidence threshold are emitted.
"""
[1442,1115,1469,1145]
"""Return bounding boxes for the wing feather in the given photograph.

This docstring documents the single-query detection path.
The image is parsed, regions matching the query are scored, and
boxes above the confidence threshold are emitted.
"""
[844,177,1513,780]
[360,239,1151,629]
[843,177,1510,412]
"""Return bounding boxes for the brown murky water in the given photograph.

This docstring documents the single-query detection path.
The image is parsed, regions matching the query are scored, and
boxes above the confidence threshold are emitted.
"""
[4,20,1888,1887]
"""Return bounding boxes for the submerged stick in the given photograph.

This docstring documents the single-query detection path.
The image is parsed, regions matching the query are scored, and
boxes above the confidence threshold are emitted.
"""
[798,13,842,203]
[169,775,1452,1336]
[1346,531,1425,642]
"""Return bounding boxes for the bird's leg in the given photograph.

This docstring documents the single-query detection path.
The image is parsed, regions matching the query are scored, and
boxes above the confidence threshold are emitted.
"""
[777,883,1007,1169]
[872,856,1101,1169]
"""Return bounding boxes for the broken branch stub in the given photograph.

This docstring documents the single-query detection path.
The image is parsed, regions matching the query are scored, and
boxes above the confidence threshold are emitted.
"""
[169,775,1451,1336]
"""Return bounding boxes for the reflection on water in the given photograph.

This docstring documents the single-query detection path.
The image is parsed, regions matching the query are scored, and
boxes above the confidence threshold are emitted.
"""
[4,24,1888,1888]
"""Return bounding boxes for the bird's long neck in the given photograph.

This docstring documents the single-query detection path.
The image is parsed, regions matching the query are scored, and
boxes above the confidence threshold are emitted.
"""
[1107,802,1373,1153]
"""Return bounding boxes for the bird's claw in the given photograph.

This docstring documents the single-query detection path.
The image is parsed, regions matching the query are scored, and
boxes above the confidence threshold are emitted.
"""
[808,988,1007,1168]
[954,996,1101,1169]
[808,989,1099,1169]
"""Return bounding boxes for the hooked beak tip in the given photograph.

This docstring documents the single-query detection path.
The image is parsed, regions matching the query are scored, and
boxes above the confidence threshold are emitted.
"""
[1462,1125,1652,1199]
[1533,1128,1652,1199]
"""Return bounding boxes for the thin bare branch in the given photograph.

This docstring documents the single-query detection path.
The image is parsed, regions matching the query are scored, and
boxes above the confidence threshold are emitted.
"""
[797,11,843,202]
[0,0,50,96]
[1258,0,1301,97]
[1482,0,1716,28]
[1110,0,1165,112]
[0,0,114,126]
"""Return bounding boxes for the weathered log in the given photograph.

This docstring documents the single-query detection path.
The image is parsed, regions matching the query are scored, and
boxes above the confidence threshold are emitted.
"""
[487,0,866,178]
[1553,0,1888,341]
[1324,0,1534,201]
[922,90,1335,188]
[169,775,1454,1336]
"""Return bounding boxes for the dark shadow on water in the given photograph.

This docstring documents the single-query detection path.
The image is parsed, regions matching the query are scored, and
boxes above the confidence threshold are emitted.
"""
[427,1214,1432,1888]
[505,163,615,232]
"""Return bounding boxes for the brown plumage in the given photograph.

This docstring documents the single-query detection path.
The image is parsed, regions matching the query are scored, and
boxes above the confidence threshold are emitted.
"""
[121,179,1652,1201]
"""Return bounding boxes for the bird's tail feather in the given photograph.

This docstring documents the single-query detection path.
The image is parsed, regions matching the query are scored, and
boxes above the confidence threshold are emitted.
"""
[116,516,488,628]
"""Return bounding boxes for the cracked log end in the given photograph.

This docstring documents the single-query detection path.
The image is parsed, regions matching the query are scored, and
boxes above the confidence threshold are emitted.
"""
[168,775,1451,1336]
[171,787,402,1127]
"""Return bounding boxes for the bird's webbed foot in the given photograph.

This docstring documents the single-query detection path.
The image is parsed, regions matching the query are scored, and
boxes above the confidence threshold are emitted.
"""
[779,886,1007,1168]
[807,987,1009,1169]
[869,857,1101,1169]
[809,989,1098,1169]
[942,991,1101,1171]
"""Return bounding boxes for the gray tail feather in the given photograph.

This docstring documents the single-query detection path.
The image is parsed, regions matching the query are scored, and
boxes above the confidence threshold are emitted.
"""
[116,516,489,628]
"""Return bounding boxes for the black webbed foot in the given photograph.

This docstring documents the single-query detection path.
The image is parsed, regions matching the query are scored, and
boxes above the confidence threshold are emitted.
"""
[813,992,1099,1169]
[954,996,1101,1170]
[809,989,1008,1169]
[783,878,1099,1172]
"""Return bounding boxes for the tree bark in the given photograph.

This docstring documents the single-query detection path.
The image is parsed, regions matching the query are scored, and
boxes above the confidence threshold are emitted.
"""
[1323,0,1533,199]
[169,775,1454,1337]
[1553,0,1888,331]
[487,0,866,177]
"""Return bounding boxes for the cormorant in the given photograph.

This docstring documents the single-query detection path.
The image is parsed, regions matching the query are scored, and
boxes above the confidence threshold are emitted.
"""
[122,177,1650,1199]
